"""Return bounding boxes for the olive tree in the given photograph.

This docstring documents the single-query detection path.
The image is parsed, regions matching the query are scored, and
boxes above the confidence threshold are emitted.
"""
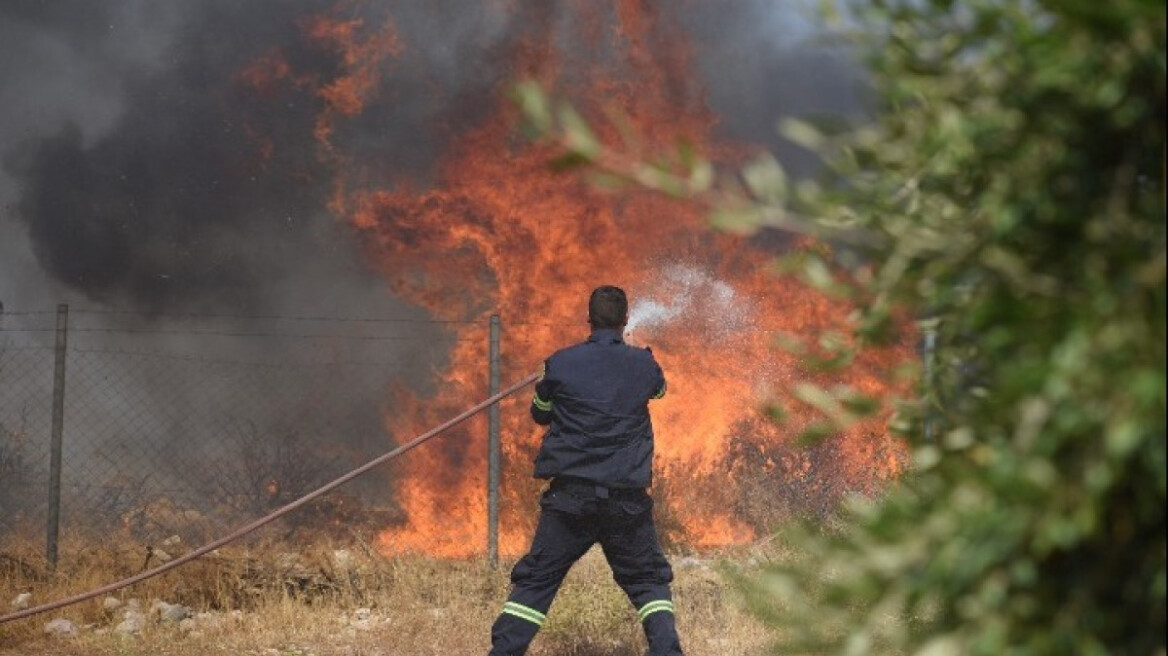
[513,0,1165,653]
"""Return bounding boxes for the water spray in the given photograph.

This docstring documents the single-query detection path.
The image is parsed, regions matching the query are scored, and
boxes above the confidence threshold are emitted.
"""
[625,264,750,341]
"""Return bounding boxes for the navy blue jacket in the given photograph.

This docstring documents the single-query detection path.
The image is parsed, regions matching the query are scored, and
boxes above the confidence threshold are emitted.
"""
[530,328,667,488]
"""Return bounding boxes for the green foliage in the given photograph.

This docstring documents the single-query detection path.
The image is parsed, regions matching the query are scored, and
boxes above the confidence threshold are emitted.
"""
[749,1,1166,654]
[512,0,1164,653]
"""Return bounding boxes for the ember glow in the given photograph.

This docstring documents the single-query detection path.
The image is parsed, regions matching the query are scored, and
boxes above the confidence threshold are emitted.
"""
[244,3,913,557]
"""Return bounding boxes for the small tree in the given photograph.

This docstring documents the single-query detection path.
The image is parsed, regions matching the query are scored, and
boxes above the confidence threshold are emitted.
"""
[514,0,1165,652]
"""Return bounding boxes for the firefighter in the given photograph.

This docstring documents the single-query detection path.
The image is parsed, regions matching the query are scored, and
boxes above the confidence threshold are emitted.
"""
[487,285,683,656]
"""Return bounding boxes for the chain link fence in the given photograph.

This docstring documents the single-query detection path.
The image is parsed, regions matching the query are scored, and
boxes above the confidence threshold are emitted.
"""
[0,305,485,563]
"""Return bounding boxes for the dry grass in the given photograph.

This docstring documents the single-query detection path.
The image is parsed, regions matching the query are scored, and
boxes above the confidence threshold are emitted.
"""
[0,529,782,656]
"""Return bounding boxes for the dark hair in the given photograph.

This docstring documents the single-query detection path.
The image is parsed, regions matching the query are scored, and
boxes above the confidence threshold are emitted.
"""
[588,285,628,330]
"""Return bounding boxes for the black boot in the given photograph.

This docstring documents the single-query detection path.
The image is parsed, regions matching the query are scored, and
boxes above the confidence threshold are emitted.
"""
[642,611,683,655]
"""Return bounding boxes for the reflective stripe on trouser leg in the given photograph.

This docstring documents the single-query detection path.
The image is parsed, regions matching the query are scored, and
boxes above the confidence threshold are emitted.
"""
[489,605,544,656]
[639,600,683,656]
[491,501,595,655]
[637,599,674,622]
[501,601,546,627]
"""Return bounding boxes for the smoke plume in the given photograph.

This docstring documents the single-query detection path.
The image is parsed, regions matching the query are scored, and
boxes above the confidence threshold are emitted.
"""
[1,1,861,314]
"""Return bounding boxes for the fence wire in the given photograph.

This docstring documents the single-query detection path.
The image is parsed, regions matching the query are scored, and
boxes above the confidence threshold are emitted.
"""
[0,307,480,558]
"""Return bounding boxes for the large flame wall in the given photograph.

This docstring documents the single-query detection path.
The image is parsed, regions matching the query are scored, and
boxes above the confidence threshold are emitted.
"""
[239,1,913,557]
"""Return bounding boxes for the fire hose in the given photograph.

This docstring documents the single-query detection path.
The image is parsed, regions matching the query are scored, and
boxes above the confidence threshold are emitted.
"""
[0,371,540,625]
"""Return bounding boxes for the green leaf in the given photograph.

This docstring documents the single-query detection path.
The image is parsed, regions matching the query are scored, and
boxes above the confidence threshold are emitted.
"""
[557,104,599,157]
[779,117,828,151]
[801,254,836,291]
[742,153,788,203]
[1105,420,1142,458]
[510,80,552,135]
[840,393,880,417]
[687,158,714,193]
[795,421,835,447]
[710,206,763,235]
[549,151,592,171]
[764,403,789,423]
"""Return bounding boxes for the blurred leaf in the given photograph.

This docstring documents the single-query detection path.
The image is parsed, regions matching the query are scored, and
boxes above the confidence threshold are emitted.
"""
[710,205,763,235]
[795,421,836,447]
[780,117,828,151]
[742,152,788,203]
[802,254,836,291]
[839,393,880,417]
[771,331,809,355]
[763,403,789,424]
[801,352,855,373]
[584,170,630,191]
[794,382,857,429]
[549,151,592,171]
[687,158,715,193]
[510,1,1167,651]
[557,104,599,157]
[511,80,552,135]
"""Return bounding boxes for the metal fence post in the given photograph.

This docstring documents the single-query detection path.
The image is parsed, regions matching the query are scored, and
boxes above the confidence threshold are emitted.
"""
[46,303,68,571]
[487,314,501,568]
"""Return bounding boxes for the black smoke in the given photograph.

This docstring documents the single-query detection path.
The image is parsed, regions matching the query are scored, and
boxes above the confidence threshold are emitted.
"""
[0,0,870,538]
[1,1,861,313]
[0,0,529,312]
[2,1,369,312]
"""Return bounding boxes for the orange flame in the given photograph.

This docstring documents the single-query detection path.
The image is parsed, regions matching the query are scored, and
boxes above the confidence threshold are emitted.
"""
[300,13,402,148]
[251,3,913,557]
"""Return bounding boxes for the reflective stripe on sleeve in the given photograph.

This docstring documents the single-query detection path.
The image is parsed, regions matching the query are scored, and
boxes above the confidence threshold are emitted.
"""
[532,394,553,411]
[502,601,547,627]
[637,599,674,622]
[652,380,667,399]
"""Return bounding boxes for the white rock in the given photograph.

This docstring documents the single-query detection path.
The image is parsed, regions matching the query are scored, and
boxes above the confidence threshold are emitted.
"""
[158,602,192,623]
[10,592,31,609]
[332,549,355,570]
[102,597,123,612]
[116,609,147,635]
[43,618,79,637]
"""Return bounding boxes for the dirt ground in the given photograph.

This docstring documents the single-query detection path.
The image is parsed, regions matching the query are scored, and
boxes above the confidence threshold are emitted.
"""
[1,546,778,656]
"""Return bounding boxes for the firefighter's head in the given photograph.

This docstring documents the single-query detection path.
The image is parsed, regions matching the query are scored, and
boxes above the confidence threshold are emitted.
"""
[588,285,628,330]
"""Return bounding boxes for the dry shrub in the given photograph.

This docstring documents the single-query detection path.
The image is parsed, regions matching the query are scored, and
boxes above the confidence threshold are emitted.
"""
[1,530,783,655]
[534,549,646,655]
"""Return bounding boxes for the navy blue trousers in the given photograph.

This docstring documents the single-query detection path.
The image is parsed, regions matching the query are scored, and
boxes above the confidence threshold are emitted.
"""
[488,484,683,655]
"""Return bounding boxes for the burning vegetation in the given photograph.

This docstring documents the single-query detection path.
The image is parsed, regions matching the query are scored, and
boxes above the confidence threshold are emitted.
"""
[8,1,914,558]
[228,2,913,557]
[230,2,915,557]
